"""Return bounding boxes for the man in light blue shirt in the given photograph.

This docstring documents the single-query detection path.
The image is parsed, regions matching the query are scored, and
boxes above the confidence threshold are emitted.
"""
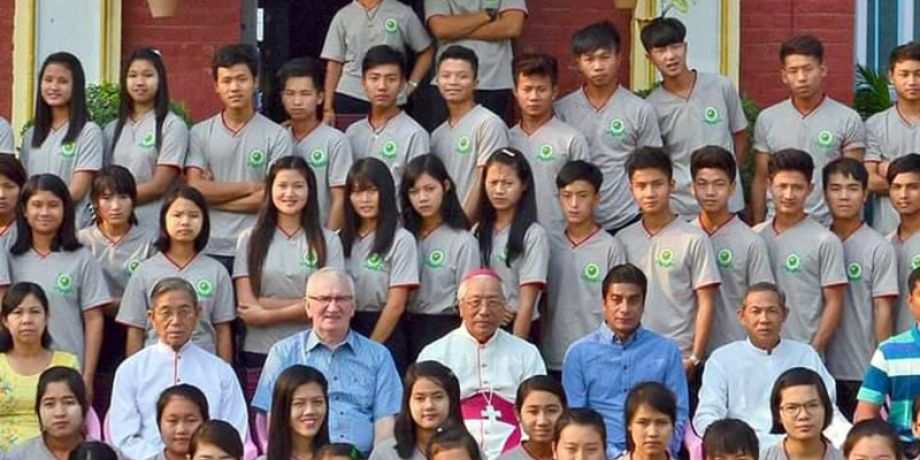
[252,268,402,454]
[562,263,688,459]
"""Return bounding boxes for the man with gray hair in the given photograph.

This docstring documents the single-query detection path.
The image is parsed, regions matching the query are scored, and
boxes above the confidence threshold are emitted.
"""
[418,268,546,460]
[252,267,402,455]
[109,277,249,460]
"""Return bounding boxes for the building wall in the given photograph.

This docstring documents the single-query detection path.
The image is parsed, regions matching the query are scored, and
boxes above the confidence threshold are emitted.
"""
[0,1,14,119]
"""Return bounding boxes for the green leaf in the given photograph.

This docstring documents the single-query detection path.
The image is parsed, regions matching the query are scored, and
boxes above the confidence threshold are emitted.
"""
[853,65,893,120]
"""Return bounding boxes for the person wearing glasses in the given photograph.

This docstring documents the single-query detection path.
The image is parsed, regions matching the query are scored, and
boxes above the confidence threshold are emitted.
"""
[252,267,403,456]
[763,367,843,460]
[417,268,546,460]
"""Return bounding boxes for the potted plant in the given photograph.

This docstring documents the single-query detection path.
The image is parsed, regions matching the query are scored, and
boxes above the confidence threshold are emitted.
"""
[148,0,180,18]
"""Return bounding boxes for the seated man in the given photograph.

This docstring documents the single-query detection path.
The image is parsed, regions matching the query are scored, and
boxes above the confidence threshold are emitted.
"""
[562,263,689,460]
[252,267,402,454]
[418,268,546,460]
[109,277,248,460]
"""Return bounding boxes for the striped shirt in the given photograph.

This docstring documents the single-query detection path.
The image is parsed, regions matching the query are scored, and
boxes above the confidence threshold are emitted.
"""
[858,324,920,440]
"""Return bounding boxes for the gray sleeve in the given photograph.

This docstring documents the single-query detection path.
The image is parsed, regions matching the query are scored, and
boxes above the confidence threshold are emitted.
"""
[0,118,14,154]
[79,252,113,310]
[325,232,347,270]
[0,250,10,285]
[406,129,430,161]
[499,0,528,13]
[864,116,884,162]
[320,12,347,62]
[75,123,104,172]
[518,225,549,285]
[476,117,509,167]
[457,233,481,284]
[842,112,867,152]
[185,124,208,170]
[747,236,775,284]
[212,268,237,324]
[608,237,627,267]
[19,128,34,167]
[636,103,663,148]
[232,231,252,278]
[689,235,721,289]
[424,0,451,20]
[404,8,433,52]
[722,78,748,133]
[569,132,591,162]
[328,133,354,188]
[818,235,847,287]
[116,269,149,327]
[158,115,189,168]
[269,126,294,163]
[871,241,900,297]
[389,232,420,287]
[102,120,116,166]
[753,114,770,153]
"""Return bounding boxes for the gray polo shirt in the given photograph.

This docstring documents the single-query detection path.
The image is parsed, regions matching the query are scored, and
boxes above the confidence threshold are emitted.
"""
[0,117,14,154]
[616,217,721,354]
[753,217,848,344]
[485,223,550,320]
[186,113,293,256]
[865,105,920,235]
[826,224,898,381]
[408,224,480,315]
[291,124,354,226]
[346,111,429,191]
[346,227,420,312]
[5,436,55,460]
[753,97,865,223]
[424,0,529,91]
[691,216,774,352]
[542,228,625,370]
[555,86,663,230]
[116,253,237,354]
[233,226,345,354]
[10,248,113,364]
[887,229,920,333]
[104,111,188,231]
[430,104,509,203]
[322,0,432,102]
[509,116,590,233]
[646,72,747,217]
[77,224,158,300]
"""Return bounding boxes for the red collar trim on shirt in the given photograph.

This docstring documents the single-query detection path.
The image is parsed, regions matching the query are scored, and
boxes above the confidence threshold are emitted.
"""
[792,94,827,119]
[31,247,52,258]
[276,225,303,239]
[99,225,131,246]
[698,214,735,237]
[163,252,198,271]
[770,214,807,236]
[0,221,14,237]
[220,111,254,136]
[641,215,677,238]
[566,225,601,248]
[581,85,618,113]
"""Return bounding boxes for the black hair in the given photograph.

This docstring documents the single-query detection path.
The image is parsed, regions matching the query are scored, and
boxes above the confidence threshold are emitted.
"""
[317,443,365,460]
[768,149,814,182]
[32,52,90,148]
[362,45,407,76]
[91,165,140,225]
[602,263,647,302]
[156,384,210,429]
[428,424,482,460]
[553,408,607,449]
[744,282,787,310]
[890,41,920,71]
[909,267,920,294]
[248,157,327,295]
[640,17,686,52]
[780,35,824,64]
[342,158,399,258]
[400,154,470,235]
[113,48,171,152]
[624,382,677,452]
[11,174,82,255]
[36,366,89,423]
[278,56,325,93]
[769,367,833,434]
[212,43,259,80]
[0,282,52,352]
[0,155,27,188]
[268,365,331,460]
[886,153,920,185]
[571,21,622,55]
[190,420,243,459]
[156,184,210,254]
[68,441,119,460]
[627,146,673,181]
[513,53,559,87]
[515,375,567,413]
[822,157,868,191]
[690,146,737,183]
[437,45,479,79]
[556,160,603,193]
[395,361,465,459]
[702,419,759,460]
[842,419,902,459]
[476,148,538,267]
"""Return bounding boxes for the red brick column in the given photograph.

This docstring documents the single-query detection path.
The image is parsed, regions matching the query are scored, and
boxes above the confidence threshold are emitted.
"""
[0,0,15,119]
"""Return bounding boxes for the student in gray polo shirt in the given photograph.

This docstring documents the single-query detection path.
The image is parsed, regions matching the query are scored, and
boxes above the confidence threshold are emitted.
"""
[5,367,88,460]
[185,44,293,270]
[615,147,720,376]
[883,154,920,333]
[641,18,748,219]
[509,53,590,234]
[321,0,433,123]
[689,146,774,352]
[555,21,662,235]
[751,35,865,225]
[752,149,847,353]
[278,57,353,230]
[865,42,920,235]
[823,158,898,420]
[430,45,510,220]
[346,46,429,194]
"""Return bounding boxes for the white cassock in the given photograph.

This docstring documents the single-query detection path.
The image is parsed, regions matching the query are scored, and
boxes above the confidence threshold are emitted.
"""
[418,326,547,460]
[109,341,249,460]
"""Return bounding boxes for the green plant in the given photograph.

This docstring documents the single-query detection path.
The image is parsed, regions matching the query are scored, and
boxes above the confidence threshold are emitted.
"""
[853,64,893,120]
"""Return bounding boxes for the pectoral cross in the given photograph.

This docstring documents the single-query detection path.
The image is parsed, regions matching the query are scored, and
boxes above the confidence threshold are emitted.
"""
[481,404,500,423]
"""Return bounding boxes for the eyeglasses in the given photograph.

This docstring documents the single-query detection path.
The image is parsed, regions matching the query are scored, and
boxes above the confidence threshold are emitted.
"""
[153,307,195,321]
[461,297,504,311]
[306,295,354,306]
[779,401,823,417]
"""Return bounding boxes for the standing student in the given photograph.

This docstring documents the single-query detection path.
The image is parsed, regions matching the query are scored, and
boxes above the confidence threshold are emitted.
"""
[0,156,26,249]
[552,409,608,460]
[641,17,748,219]
[508,53,590,233]
[615,382,678,460]
[555,21,662,235]
[117,185,235,362]
[150,384,210,460]
[105,48,188,232]
[320,0,433,123]
[752,149,847,353]
[430,46,510,220]
[865,41,920,235]
[345,45,430,192]
[278,57,353,231]
[234,156,345,399]
[762,368,843,460]
[542,160,625,374]
[750,35,865,225]
[886,154,920,333]
[9,174,111,390]
[475,148,549,339]
[265,365,331,460]
[21,52,103,228]
[341,158,419,374]
[188,420,244,460]
[823,158,898,420]
[399,154,479,358]
[690,146,774,352]
[185,43,293,270]
[498,376,567,460]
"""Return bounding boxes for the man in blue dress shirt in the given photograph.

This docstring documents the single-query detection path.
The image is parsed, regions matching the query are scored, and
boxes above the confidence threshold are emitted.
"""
[562,263,689,459]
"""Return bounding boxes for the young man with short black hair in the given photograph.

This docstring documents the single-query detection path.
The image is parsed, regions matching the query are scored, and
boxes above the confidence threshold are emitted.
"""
[883,153,920,333]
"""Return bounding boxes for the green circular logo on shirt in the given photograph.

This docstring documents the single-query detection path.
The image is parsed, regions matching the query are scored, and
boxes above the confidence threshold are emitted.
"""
[609,118,626,136]
[127,258,141,274]
[301,249,319,268]
[384,18,399,33]
[913,254,920,270]
[309,148,328,168]
[582,263,602,282]
[817,130,834,148]
[248,149,267,168]
[195,279,214,298]
[717,248,733,268]
[537,144,554,161]
[784,254,801,272]
[457,136,472,154]
[703,106,721,124]
[656,249,674,268]
[366,253,385,271]
[427,249,446,268]
[140,132,156,148]
[382,141,398,159]
[847,262,863,281]
[60,142,76,158]
[496,247,508,263]
[55,273,74,294]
